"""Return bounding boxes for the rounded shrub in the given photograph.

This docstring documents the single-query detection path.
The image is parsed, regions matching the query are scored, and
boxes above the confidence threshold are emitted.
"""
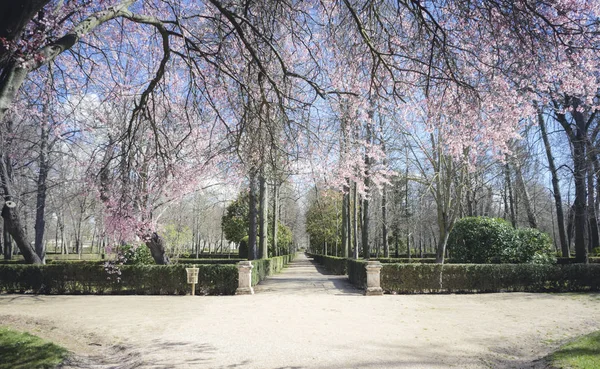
[503,228,556,264]
[448,217,556,264]
[448,217,516,263]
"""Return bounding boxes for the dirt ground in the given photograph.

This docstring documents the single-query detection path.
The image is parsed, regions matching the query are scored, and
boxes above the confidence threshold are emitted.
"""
[1,255,599,369]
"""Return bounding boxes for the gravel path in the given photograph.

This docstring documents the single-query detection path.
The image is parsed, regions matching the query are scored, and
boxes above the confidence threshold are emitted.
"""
[1,254,599,368]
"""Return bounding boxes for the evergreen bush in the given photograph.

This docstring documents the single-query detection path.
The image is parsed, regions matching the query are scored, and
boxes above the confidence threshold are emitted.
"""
[448,217,556,264]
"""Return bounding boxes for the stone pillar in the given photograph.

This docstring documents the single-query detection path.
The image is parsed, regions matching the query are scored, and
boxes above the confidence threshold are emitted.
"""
[236,261,254,295]
[365,261,383,296]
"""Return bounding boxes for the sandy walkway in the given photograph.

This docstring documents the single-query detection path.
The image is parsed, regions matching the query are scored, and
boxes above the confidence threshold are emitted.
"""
[0,254,599,368]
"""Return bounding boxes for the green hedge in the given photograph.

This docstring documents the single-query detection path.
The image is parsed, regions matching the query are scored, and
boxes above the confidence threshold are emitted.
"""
[377,258,438,264]
[381,263,600,293]
[308,254,347,274]
[175,259,243,265]
[347,259,367,289]
[179,253,239,259]
[307,254,367,289]
[46,259,243,265]
[0,263,238,295]
[251,254,296,286]
[557,257,600,264]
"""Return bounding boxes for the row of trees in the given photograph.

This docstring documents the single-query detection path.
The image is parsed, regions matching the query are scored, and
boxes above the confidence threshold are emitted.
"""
[306,108,600,264]
[0,1,598,264]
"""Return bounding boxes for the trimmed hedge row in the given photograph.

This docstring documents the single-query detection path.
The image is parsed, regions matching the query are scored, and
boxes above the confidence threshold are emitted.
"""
[308,254,347,274]
[251,254,296,286]
[347,259,367,289]
[377,258,438,264]
[180,253,239,259]
[381,264,600,293]
[45,258,244,265]
[176,259,243,265]
[557,257,600,264]
[306,253,367,289]
[0,263,238,295]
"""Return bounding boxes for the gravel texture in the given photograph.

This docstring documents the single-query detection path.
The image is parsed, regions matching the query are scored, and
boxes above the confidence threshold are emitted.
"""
[1,253,599,368]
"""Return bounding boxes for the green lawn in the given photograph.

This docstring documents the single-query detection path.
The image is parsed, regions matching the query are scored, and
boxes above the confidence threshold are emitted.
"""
[550,331,600,369]
[0,327,68,369]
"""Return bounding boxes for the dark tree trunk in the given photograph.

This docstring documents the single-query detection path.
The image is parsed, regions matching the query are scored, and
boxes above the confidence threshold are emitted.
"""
[362,119,372,260]
[342,188,348,258]
[352,181,359,259]
[572,137,589,263]
[555,100,589,263]
[271,181,279,256]
[3,220,11,260]
[587,149,599,252]
[539,110,569,257]
[362,194,370,259]
[504,163,516,227]
[382,183,389,258]
[0,146,41,264]
[258,171,268,259]
[145,232,170,265]
[514,162,537,228]
[247,170,258,260]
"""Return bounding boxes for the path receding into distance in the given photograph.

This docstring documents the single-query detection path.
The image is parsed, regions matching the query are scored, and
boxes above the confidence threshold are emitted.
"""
[253,252,360,295]
[1,253,600,369]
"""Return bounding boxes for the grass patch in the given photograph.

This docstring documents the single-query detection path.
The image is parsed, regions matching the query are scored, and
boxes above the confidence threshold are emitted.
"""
[550,331,600,369]
[0,327,68,369]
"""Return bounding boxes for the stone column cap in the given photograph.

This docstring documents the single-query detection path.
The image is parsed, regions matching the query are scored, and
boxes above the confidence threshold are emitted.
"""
[237,260,254,269]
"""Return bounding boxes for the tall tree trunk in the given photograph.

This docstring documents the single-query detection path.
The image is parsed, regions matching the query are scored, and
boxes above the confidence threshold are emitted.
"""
[572,137,589,263]
[352,181,359,259]
[514,162,538,228]
[271,181,279,256]
[247,170,258,260]
[0,145,41,263]
[3,220,11,260]
[145,232,170,264]
[258,171,268,259]
[34,121,50,263]
[555,100,588,263]
[362,194,370,259]
[342,188,348,258]
[382,183,389,258]
[587,150,599,252]
[435,217,450,264]
[362,119,372,259]
[539,110,569,256]
[504,163,517,227]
